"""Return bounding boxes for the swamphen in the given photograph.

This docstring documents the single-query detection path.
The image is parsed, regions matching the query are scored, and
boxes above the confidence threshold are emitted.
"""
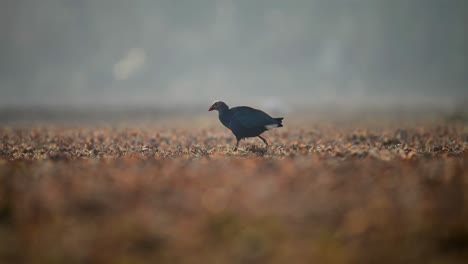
[208,101,284,150]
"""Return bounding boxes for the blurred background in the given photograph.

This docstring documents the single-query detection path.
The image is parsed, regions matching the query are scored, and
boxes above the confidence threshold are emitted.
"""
[1,2,467,263]
[0,0,467,121]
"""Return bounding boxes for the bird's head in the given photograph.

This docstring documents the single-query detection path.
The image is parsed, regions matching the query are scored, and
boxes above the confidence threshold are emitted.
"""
[208,101,229,112]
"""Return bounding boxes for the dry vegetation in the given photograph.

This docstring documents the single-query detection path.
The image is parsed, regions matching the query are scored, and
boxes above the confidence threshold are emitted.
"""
[0,117,467,264]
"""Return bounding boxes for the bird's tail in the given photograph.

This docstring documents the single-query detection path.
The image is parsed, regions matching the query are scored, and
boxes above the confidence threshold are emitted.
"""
[275,117,284,127]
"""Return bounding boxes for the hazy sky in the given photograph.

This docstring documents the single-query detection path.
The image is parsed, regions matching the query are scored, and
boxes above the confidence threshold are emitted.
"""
[1,0,467,107]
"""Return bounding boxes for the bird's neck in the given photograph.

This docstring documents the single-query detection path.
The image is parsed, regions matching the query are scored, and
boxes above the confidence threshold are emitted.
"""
[218,109,231,128]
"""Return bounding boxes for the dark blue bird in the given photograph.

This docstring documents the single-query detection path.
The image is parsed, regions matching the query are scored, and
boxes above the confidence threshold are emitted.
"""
[209,101,284,150]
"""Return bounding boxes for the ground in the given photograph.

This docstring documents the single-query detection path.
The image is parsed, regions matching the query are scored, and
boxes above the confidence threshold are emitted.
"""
[0,114,467,264]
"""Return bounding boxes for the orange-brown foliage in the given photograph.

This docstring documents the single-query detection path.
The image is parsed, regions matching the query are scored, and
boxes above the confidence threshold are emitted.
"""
[0,121,467,263]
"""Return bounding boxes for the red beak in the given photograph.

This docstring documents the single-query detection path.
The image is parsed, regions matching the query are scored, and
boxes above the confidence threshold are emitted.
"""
[208,105,215,111]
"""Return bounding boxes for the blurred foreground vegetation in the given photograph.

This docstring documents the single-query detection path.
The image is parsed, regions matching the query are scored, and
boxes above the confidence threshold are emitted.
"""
[0,120,467,263]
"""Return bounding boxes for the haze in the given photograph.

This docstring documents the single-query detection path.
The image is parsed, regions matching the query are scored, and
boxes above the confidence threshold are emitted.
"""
[1,0,467,109]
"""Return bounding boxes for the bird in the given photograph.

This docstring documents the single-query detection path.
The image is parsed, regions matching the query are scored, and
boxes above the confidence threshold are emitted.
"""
[208,101,284,150]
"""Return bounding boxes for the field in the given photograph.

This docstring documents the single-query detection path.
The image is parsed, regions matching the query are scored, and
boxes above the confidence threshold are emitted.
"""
[1,113,467,264]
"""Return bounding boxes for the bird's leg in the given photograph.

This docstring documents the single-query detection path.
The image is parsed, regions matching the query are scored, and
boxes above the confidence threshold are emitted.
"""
[233,139,240,151]
[258,136,268,147]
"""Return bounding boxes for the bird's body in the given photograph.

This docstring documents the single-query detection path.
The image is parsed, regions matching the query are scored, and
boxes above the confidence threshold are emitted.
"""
[209,101,283,150]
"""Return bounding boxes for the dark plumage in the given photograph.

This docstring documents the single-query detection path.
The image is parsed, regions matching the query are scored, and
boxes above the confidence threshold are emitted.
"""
[208,101,284,150]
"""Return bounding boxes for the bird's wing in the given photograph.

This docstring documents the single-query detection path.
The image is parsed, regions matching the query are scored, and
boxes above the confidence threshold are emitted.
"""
[229,107,276,129]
